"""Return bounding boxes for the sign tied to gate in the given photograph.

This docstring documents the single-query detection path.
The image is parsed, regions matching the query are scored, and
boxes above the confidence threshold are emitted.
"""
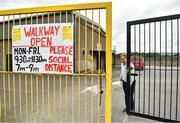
[12,23,74,74]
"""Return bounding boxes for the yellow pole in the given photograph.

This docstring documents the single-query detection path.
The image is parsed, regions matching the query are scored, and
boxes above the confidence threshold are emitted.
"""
[105,3,112,123]
[2,16,6,122]
[25,74,28,121]
[7,16,12,121]
[35,58,39,120]
[41,13,45,120]
[59,12,61,23]
[98,9,101,123]
[47,13,50,122]
[84,10,87,123]
[53,75,56,122]
[59,75,62,122]
[59,12,62,123]
[3,73,6,121]
[78,10,81,123]
[30,74,34,121]
[30,15,34,122]
[91,10,94,123]
[19,74,22,121]
[66,76,68,122]
[18,14,22,122]
[0,2,111,16]
[71,75,74,122]
[48,75,50,122]
[12,15,16,122]
[71,12,74,123]
[41,75,44,118]
[36,14,39,121]
[66,11,68,122]
[25,14,28,122]
[13,73,16,121]
[53,12,56,122]
[0,96,1,121]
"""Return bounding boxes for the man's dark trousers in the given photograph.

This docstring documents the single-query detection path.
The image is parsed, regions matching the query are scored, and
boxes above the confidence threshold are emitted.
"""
[123,80,136,111]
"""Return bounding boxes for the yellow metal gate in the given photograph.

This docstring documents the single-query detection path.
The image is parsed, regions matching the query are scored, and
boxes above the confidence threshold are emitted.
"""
[0,2,112,122]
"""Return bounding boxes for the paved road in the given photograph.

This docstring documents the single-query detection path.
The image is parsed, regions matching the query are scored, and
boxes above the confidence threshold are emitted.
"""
[112,66,180,122]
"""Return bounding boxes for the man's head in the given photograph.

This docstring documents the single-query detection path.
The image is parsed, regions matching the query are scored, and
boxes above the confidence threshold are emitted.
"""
[120,53,127,64]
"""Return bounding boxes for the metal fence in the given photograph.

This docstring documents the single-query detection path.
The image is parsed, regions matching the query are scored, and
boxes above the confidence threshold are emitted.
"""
[127,14,180,122]
[0,2,112,122]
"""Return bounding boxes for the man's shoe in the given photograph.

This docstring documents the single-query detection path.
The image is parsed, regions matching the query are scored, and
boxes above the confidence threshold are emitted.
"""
[131,107,135,112]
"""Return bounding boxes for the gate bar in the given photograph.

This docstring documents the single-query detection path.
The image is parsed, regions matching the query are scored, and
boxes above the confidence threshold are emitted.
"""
[7,15,11,121]
[170,20,173,119]
[35,13,39,121]
[127,14,180,25]
[129,112,177,122]
[78,10,81,122]
[148,23,151,115]
[71,12,74,123]
[138,24,141,113]
[41,13,45,120]
[84,10,87,123]
[91,10,94,123]
[158,21,162,117]
[98,9,101,123]
[25,74,28,121]
[153,22,156,116]
[105,3,112,122]
[0,2,111,15]
[2,16,6,122]
[164,20,167,118]
[0,71,105,76]
[12,15,16,121]
[0,96,1,121]
[176,19,179,121]
[143,23,146,114]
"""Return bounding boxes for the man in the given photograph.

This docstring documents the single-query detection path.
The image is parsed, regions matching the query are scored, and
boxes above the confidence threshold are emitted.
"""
[120,53,136,113]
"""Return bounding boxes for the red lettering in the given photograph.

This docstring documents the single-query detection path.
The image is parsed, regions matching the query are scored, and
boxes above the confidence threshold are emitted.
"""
[55,26,60,35]
[48,56,72,63]
[24,25,60,37]
[31,27,37,37]
[30,37,36,47]
[30,37,52,47]
[50,47,55,54]
[44,26,49,36]
[24,27,31,37]
[69,47,73,55]
[36,37,41,44]
[39,27,43,36]
[49,46,73,55]
[48,56,53,63]
[45,64,72,73]
[49,26,55,35]
[46,37,52,46]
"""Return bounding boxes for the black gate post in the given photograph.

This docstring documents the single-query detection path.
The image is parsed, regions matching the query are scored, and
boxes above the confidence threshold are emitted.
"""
[127,22,131,114]
[126,14,180,122]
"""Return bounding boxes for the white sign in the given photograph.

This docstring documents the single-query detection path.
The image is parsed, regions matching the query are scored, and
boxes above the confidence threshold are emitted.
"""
[12,23,74,74]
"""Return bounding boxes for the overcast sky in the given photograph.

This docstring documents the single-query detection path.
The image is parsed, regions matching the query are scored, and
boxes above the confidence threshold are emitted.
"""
[0,0,180,53]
